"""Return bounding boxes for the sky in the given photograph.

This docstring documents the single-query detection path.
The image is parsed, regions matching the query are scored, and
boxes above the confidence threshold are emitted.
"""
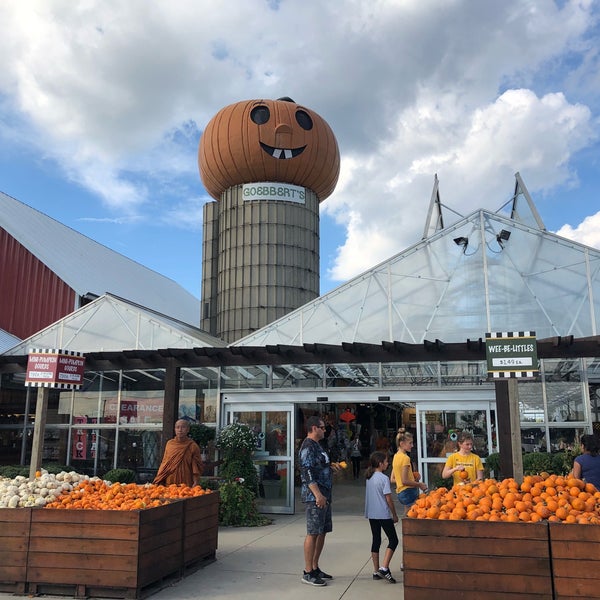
[1,0,599,301]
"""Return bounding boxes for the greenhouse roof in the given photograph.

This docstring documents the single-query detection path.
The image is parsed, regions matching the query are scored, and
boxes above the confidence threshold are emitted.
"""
[234,174,600,347]
[2,294,225,355]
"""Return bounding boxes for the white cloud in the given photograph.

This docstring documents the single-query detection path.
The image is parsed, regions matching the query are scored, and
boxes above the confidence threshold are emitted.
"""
[0,0,599,283]
[327,88,596,280]
[555,213,600,250]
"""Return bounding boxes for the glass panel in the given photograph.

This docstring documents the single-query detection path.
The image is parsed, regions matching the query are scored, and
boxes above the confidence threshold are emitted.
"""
[273,364,324,389]
[69,425,116,477]
[42,427,69,464]
[383,362,440,386]
[117,391,165,425]
[548,427,584,453]
[518,380,544,423]
[227,407,293,514]
[426,462,446,490]
[72,371,120,424]
[326,363,379,387]
[545,359,585,422]
[180,368,220,424]
[439,362,486,386]
[229,410,289,456]
[221,366,269,389]
[44,390,71,425]
[116,428,162,482]
[521,427,547,453]
[257,459,289,509]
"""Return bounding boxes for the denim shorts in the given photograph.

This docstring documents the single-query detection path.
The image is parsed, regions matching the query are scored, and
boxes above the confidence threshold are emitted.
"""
[397,487,418,507]
[305,501,333,535]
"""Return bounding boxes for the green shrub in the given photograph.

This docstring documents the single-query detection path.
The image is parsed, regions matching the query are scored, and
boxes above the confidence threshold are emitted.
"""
[218,457,259,494]
[553,450,577,475]
[522,452,554,475]
[189,424,216,448]
[484,453,501,478]
[199,477,224,491]
[218,481,271,527]
[0,464,71,478]
[0,465,27,478]
[102,468,136,483]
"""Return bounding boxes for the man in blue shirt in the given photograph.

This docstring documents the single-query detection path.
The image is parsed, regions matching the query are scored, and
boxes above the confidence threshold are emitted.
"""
[299,415,341,586]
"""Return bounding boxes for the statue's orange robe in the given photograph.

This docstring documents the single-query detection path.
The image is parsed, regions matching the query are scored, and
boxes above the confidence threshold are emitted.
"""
[153,437,203,486]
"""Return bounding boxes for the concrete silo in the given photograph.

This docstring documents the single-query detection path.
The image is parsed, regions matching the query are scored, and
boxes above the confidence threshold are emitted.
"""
[198,97,340,342]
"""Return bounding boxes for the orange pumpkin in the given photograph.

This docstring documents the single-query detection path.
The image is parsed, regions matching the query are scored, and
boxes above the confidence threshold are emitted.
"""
[199,97,340,201]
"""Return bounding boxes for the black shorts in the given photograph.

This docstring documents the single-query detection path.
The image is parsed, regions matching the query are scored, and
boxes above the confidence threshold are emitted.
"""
[305,501,333,535]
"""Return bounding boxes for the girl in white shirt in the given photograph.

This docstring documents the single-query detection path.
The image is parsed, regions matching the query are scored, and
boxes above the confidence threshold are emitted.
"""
[364,451,399,583]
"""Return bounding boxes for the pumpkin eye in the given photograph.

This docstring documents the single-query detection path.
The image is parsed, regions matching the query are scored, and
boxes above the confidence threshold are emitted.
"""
[295,110,313,130]
[250,105,270,125]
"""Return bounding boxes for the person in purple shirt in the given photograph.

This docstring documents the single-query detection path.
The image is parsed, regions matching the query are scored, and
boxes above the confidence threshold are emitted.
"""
[572,434,600,490]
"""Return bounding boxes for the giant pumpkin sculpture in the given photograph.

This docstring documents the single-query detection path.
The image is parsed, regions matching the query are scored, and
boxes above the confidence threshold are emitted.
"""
[199,97,340,201]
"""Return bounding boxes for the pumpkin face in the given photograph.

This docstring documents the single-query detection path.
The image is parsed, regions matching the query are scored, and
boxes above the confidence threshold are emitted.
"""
[199,97,340,201]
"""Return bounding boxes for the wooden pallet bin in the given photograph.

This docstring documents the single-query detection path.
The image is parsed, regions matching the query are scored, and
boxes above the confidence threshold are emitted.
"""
[0,507,31,594]
[550,522,600,600]
[27,501,184,598]
[402,519,553,600]
[182,492,219,569]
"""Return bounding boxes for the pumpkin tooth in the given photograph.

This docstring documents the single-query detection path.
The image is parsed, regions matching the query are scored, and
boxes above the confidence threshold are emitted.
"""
[284,149,292,158]
[272,148,283,158]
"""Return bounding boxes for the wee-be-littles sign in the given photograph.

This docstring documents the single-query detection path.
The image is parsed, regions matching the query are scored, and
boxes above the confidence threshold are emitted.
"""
[485,331,538,379]
[25,349,85,389]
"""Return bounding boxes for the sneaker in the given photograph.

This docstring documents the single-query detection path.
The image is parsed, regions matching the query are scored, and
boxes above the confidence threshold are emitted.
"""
[373,571,383,580]
[314,568,333,580]
[378,568,396,584]
[301,571,326,586]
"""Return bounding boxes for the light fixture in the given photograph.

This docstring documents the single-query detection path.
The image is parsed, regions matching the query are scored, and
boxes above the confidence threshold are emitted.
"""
[496,229,511,248]
[316,396,328,402]
[453,236,469,252]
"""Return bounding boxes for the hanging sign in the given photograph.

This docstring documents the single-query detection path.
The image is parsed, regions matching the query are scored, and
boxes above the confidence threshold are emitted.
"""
[485,331,538,378]
[25,349,86,389]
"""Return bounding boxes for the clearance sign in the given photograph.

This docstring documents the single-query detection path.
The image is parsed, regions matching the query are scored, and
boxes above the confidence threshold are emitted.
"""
[25,349,85,389]
[485,331,538,379]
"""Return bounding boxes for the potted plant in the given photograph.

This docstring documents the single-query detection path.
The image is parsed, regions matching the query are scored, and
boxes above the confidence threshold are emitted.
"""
[216,422,259,494]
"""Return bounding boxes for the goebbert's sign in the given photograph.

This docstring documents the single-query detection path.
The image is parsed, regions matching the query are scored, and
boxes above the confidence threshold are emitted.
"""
[485,331,538,379]
[242,182,305,203]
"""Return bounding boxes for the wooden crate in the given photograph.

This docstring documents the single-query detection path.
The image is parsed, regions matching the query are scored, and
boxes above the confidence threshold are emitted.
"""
[182,492,219,569]
[550,522,600,600]
[27,501,185,598]
[402,519,553,600]
[0,507,31,594]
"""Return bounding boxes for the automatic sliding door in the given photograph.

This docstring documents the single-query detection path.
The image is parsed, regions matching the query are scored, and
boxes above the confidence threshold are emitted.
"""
[224,404,293,514]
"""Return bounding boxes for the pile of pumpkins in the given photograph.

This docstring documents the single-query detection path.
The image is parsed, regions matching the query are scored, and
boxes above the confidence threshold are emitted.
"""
[0,469,212,510]
[407,473,600,524]
[0,470,87,508]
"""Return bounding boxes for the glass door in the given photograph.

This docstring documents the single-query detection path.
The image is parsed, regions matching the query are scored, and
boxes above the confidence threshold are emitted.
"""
[223,404,294,514]
[415,403,497,490]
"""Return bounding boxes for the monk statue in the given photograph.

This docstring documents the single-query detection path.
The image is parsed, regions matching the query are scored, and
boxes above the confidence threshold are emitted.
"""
[153,419,203,486]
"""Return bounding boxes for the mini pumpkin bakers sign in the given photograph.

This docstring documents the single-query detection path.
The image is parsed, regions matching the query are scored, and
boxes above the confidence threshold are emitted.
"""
[242,182,306,203]
[25,349,85,389]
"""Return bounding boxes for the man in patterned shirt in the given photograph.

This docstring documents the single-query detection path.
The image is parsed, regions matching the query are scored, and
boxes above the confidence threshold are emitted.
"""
[299,415,341,586]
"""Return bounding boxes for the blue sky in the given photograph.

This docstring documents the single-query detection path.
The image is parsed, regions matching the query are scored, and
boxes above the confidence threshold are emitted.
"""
[1,1,599,301]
